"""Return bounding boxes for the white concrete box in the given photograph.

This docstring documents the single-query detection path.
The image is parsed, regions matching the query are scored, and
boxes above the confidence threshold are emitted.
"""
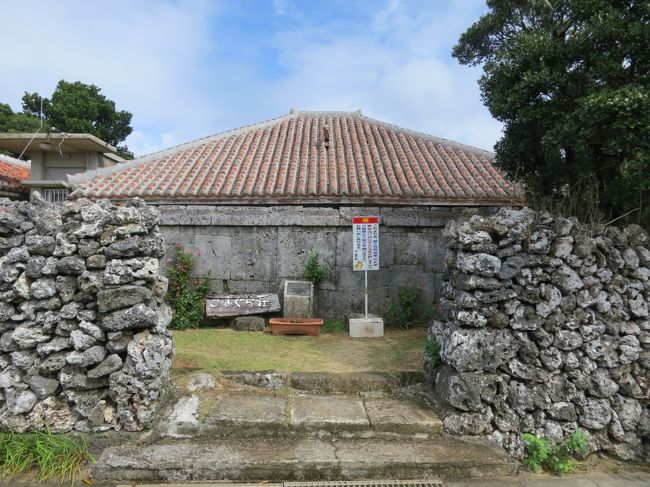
[349,317,384,338]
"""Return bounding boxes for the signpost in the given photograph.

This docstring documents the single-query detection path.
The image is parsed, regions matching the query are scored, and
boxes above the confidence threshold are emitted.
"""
[352,216,379,317]
[350,216,383,337]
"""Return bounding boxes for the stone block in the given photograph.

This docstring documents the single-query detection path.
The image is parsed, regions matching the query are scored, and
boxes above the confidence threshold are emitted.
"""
[158,205,189,225]
[417,207,456,227]
[423,229,448,272]
[291,395,369,427]
[378,231,395,267]
[277,228,336,278]
[334,266,391,316]
[227,280,272,294]
[190,234,232,280]
[229,227,277,281]
[302,207,340,226]
[185,206,215,225]
[232,315,267,331]
[268,206,303,226]
[393,232,426,265]
[380,207,419,227]
[335,229,353,267]
[211,206,270,226]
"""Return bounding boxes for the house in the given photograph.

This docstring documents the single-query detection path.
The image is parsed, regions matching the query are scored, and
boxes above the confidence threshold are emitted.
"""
[0,133,124,203]
[67,110,522,318]
[0,153,31,200]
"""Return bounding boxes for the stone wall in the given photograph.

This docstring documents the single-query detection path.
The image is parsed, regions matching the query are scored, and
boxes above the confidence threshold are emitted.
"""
[157,204,474,319]
[427,208,649,462]
[0,194,173,433]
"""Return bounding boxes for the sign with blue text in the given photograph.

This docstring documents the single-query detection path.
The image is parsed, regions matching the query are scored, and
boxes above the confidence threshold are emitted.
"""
[352,216,380,271]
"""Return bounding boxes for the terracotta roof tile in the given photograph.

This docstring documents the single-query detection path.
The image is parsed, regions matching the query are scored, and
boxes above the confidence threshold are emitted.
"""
[0,154,30,197]
[69,111,522,205]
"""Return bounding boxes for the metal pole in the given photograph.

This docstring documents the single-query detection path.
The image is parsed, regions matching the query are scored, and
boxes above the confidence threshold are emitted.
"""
[365,270,368,318]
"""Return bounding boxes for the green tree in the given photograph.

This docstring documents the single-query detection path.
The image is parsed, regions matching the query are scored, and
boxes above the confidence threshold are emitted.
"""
[454,0,650,227]
[0,103,47,134]
[5,80,134,159]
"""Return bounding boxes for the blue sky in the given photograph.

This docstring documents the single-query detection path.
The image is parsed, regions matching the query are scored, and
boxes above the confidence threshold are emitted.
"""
[0,0,499,157]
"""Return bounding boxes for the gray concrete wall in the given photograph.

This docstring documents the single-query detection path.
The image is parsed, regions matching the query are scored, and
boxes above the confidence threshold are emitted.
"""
[157,204,480,320]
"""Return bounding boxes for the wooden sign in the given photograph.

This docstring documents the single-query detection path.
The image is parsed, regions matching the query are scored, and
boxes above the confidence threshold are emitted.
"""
[206,293,280,318]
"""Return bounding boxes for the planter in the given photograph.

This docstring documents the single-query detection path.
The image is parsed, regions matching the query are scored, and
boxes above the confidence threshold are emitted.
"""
[269,318,323,336]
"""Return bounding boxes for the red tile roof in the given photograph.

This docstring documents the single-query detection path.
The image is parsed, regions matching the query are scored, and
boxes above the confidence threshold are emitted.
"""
[0,154,30,198]
[69,111,521,205]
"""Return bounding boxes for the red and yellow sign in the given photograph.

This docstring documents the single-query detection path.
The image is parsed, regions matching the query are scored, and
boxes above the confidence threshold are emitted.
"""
[352,216,380,271]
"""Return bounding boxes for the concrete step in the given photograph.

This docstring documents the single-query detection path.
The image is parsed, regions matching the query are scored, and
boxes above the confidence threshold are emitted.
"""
[93,435,518,482]
[221,371,425,394]
[160,393,443,440]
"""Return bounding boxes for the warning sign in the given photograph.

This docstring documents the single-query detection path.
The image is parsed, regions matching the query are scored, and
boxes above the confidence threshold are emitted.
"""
[352,216,379,271]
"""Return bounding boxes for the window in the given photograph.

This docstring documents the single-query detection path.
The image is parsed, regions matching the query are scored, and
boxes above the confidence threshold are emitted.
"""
[44,188,70,204]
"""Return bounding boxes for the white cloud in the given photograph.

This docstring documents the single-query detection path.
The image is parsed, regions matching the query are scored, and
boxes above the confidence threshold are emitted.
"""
[272,0,289,16]
[0,0,499,155]
[0,0,222,155]
[261,0,500,150]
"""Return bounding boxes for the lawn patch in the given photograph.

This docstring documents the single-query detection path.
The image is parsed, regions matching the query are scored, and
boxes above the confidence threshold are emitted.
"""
[173,327,427,373]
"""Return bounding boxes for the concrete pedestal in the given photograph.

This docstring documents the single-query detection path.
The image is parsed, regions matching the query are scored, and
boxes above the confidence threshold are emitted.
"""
[349,316,384,338]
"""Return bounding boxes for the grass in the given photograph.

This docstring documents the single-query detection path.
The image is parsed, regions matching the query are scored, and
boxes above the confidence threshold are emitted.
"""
[321,319,347,333]
[0,430,92,484]
[173,327,427,374]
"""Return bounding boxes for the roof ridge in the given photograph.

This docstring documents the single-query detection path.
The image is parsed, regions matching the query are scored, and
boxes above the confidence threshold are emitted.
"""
[352,112,495,157]
[290,109,495,155]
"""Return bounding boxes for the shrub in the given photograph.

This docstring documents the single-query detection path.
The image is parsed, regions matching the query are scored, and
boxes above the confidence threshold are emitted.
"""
[321,319,347,333]
[523,430,589,474]
[165,244,210,330]
[0,430,93,482]
[302,250,330,285]
[424,339,442,368]
[424,305,441,321]
[387,285,422,328]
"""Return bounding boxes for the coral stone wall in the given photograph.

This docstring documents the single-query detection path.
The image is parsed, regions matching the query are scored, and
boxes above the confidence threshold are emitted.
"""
[427,208,649,461]
[0,194,173,433]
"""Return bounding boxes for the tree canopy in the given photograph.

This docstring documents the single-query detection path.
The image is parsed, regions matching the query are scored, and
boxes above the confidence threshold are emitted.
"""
[454,0,650,227]
[2,80,134,159]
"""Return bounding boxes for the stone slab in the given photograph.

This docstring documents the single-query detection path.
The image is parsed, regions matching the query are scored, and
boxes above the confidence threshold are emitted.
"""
[291,394,369,429]
[232,315,267,331]
[94,435,517,481]
[206,293,280,317]
[447,473,650,487]
[97,437,338,481]
[160,395,200,438]
[202,394,286,428]
[363,397,443,434]
[119,484,283,487]
[287,371,424,393]
[334,437,516,479]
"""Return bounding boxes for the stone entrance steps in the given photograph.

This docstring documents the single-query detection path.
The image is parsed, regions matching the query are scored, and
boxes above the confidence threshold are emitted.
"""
[221,371,426,394]
[93,374,518,482]
[94,435,517,482]
[163,393,444,440]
